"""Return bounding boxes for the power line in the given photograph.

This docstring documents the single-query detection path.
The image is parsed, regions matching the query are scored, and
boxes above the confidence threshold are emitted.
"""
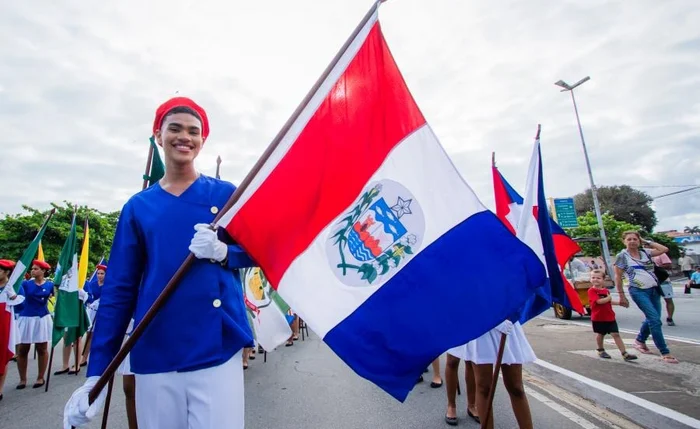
[652,186,700,199]
[606,184,698,189]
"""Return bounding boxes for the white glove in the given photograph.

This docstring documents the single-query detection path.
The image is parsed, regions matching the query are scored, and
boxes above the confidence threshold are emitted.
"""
[188,223,228,262]
[2,287,24,306]
[495,320,514,335]
[63,376,108,428]
[78,288,88,302]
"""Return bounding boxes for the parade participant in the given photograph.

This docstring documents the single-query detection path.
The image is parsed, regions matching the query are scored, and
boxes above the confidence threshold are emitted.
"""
[443,356,478,426]
[448,320,535,429]
[15,260,54,389]
[614,231,678,363]
[0,259,24,400]
[79,262,108,366]
[588,269,637,361]
[65,96,256,429]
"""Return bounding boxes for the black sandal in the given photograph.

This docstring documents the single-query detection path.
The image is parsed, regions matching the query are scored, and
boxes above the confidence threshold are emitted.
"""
[430,381,443,388]
[468,409,481,423]
[444,415,457,426]
[54,368,70,375]
[32,381,45,389]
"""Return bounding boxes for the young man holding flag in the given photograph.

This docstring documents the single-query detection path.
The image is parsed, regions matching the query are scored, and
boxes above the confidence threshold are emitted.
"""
[64,97,256,429]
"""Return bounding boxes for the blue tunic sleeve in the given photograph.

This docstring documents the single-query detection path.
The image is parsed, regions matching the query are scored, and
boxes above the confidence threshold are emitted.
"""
[217,228,256,270]
[87,202,144,378]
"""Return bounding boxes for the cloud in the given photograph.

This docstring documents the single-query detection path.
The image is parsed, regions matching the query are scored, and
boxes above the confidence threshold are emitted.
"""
[1,0,698,232]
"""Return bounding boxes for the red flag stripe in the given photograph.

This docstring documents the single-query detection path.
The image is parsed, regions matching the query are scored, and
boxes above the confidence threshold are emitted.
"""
[225,22,426,288]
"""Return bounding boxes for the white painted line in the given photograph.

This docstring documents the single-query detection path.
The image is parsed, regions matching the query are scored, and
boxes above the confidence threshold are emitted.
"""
[527,388,600,428]
[536,316,700,345]
[632,390,684,394]
[534,359,700,429]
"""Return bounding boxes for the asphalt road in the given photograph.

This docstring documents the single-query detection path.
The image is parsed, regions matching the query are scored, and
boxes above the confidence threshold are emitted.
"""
[0,332,643,429]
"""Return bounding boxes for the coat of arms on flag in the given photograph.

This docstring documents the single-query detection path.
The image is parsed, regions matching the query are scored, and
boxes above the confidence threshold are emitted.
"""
[327,179,425,286]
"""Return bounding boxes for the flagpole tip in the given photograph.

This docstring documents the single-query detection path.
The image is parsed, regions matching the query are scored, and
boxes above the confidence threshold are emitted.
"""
[535,124,542,140]
[491,152,496,167]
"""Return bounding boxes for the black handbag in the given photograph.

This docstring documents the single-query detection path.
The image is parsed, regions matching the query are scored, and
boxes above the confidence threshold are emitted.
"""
[642,250,669,284]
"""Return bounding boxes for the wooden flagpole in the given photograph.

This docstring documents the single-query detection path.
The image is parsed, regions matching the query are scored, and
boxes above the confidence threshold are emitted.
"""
[481,333,507,429]
[84,0,384,408]
[215,155,222,179]
[141,139,155,190]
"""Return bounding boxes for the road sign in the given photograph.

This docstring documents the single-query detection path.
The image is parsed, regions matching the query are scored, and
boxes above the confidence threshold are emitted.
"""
[553,198,578,228]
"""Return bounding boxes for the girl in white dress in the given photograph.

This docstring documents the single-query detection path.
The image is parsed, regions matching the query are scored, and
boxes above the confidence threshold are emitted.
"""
[447,319,535,429]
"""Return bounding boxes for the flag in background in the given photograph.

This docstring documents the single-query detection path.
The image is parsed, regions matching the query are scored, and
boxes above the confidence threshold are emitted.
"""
[492,149,584,318]
[51,213,89,347]
[37,241,45,262]
[146,136,165,187]
[78,218,90,289]
[240,267,292,351]
[513,131,584,322]
[215,4,546,401]
[8,210,55,293]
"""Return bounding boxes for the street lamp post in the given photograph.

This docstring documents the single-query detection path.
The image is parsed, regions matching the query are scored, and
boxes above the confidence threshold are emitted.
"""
[555,76,614,277]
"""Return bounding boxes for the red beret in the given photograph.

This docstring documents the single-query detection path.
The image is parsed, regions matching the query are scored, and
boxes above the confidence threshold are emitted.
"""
[96,264,107,271]
[0,259,16,270]
[33,260,51,271]
[153,97,210,141]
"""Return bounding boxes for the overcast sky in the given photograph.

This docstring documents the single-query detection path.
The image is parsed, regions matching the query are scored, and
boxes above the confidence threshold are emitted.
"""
[1,0,698,232]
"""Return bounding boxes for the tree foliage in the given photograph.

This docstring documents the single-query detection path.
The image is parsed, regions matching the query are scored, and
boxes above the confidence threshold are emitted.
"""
[568,211,680,259]
[0,202,119,273]
[574,185,657,233]
[684,226,700,234]
[568,212,641,257]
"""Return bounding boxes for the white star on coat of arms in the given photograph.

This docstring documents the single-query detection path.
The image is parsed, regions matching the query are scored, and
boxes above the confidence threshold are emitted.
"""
[391,197,413,218]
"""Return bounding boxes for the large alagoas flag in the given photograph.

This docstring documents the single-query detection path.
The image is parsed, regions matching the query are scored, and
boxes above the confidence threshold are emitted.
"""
[52,213,89,346]
[215,3,545,401]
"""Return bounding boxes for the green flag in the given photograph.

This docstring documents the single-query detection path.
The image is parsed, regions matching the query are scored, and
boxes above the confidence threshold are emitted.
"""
[145,136,165,187]
[51,213,89,347]
[8,209,56,293]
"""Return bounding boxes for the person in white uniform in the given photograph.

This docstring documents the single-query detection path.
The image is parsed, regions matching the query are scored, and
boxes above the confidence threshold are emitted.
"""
[447,320,535,429]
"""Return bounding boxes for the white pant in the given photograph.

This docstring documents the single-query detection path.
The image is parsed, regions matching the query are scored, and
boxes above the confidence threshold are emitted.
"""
[135,350,244,429]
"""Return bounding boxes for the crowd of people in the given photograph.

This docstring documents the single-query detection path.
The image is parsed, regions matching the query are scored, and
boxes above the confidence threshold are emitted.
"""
[0,96,688,429]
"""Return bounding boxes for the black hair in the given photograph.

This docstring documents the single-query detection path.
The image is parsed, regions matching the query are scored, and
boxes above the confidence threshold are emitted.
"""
[161,106,202,128]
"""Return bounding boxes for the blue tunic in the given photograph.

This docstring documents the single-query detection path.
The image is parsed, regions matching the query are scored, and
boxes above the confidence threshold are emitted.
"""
[87,176,256,378]
[16,280,54,317]
[84,279,102,304]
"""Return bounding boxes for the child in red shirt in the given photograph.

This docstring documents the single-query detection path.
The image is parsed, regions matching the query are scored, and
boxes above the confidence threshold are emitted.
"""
[588,269,637,361]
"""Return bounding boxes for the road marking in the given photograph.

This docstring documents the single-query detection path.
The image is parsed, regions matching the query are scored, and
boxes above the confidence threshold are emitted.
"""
[632,390,684,394]
[534,359,700,429]
[527,388,601,428]
[524,373,643,429]
[536,316,700,345]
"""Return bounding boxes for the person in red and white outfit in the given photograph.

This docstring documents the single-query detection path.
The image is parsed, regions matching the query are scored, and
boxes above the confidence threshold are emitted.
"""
[0,259,25,400]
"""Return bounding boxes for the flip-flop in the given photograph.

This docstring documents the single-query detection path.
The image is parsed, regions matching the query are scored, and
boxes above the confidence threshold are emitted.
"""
[444,415,457,426]
[662,355,679,364]
[633,341,654,354]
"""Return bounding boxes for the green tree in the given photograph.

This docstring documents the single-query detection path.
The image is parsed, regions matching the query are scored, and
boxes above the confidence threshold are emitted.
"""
[568,212,641,257]
[647,232,681,260]
[574,185,657,232]
[0,202,119,274]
